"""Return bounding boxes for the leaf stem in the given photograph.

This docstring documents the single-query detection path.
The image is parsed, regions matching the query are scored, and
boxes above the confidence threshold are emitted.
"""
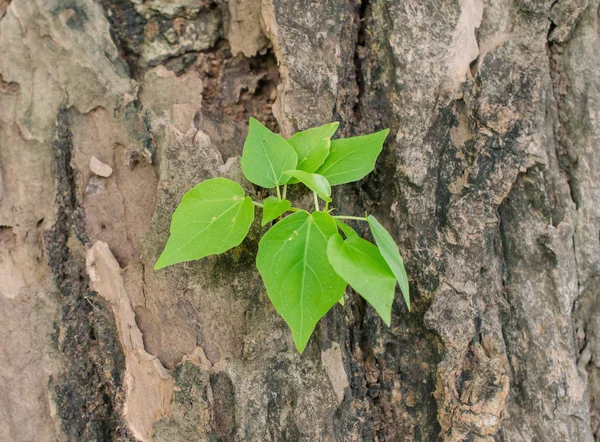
[282,183,287,199]
[313,192,319,211]
[333,215,368,221]
[252,201,264,208]
[276,185,282,201]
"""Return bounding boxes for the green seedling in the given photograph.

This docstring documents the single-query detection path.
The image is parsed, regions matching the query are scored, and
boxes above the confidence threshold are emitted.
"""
[155,118,410,352]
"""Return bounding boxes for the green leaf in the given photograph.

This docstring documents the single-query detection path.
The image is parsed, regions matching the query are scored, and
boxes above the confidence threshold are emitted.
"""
[241,118,298,188]
[287,122,339,178]
[155,178,254,269]
[316,129,390,186]
[261,196,291,226]
[335,219,358,238]
[256,211,346,352]
[327,234,395,326]
[283,170,332,202]
[367,215,410,310]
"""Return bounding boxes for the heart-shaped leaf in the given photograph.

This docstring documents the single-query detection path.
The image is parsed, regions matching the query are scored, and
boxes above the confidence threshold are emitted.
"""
[287,122,339,178]
[155,178,254,269]
[327,234,395,325]
[241,118,298,188]
[257,211,345,352]
[316,129,389,186]
[261,196,291,226]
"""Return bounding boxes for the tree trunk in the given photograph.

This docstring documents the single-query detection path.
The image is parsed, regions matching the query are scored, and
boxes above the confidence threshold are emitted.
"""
[1,0,599,440]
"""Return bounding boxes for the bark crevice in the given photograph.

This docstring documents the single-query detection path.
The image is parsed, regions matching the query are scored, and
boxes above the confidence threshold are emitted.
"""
[44,109,131,441]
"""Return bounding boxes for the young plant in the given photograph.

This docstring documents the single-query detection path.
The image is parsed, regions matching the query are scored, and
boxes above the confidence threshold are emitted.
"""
[155,118,410,352]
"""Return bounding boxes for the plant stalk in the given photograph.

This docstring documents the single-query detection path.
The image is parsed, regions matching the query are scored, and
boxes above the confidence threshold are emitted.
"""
[333,215,368,221]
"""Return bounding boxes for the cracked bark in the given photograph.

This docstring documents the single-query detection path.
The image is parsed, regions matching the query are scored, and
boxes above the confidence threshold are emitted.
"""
[1,0,599,441]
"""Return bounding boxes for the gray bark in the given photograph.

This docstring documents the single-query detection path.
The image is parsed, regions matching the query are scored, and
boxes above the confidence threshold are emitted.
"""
[0,0,599,441]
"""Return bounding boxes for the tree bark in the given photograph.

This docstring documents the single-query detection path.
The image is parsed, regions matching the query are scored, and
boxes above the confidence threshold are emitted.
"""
[1,0,599,441]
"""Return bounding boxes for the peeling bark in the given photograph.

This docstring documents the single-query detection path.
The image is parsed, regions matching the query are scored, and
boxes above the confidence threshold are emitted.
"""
[1,0,599,441]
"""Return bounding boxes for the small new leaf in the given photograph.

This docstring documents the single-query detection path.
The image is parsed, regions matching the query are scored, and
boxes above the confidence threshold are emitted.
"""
[262,196,291,226]
[241,118,298,188]
[367,215,410,310]
[257,211,346,352]
[283,170,332,202]
[155,178,254,269]
[287,122,339,177]
[327,234,395,325]
[316,129,390,186]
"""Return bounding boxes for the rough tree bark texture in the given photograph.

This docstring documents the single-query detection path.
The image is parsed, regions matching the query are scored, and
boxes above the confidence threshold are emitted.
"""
[1,0,599,441]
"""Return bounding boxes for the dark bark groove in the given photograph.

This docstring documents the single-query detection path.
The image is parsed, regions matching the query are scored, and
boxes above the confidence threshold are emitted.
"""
[45,109,132,441]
